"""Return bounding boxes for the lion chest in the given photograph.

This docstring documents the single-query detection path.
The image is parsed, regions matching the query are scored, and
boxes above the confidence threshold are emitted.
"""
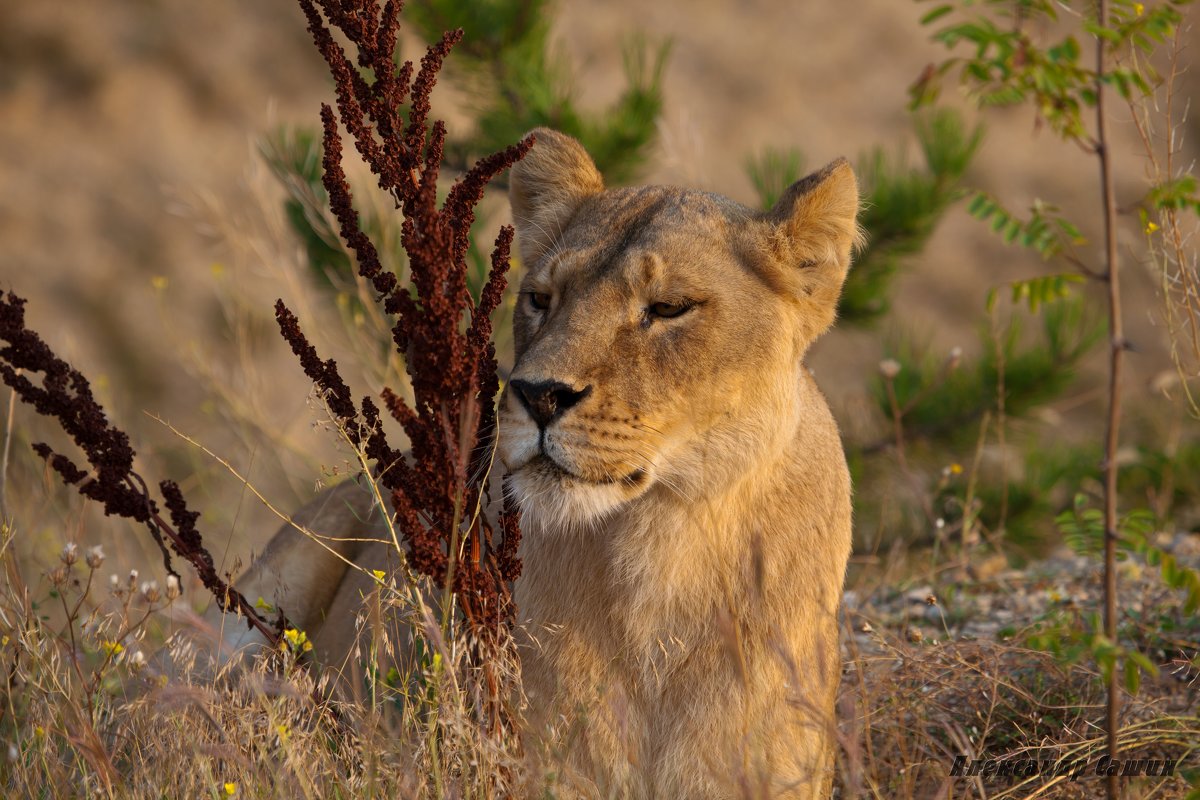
[514,507,762,721]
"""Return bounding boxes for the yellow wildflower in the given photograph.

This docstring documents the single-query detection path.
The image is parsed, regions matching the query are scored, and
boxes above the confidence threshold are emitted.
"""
[282,627,313,653]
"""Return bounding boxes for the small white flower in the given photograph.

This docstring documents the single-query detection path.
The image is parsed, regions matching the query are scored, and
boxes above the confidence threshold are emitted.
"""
[60,543,78,566]
[140,581,161,603]
[165,574,181,601]
[878,358,902,379]
[129,650,146,669]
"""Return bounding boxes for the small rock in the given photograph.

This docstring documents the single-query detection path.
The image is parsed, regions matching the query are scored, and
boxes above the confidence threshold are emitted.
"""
[1171,532,1200,558]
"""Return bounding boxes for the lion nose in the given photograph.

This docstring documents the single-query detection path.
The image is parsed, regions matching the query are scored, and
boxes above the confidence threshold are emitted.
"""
[510,379,592,428]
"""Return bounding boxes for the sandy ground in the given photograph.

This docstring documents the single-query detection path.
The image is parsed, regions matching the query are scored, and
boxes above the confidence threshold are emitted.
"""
[1,1,1195,578]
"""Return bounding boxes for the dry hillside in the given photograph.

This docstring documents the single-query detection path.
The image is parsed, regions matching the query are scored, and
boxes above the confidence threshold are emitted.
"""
[1,0,1195,574]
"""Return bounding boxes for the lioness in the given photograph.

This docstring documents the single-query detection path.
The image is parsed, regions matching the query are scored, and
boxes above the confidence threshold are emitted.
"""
[213,129,858,798]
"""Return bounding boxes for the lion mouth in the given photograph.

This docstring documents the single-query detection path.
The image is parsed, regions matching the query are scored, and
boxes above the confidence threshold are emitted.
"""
[529,454,646,487]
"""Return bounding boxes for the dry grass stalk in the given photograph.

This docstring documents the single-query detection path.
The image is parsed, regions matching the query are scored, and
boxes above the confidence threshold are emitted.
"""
[1127,24,1200,415]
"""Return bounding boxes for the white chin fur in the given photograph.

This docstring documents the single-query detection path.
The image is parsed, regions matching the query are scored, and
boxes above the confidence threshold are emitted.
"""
[506,466,631,531]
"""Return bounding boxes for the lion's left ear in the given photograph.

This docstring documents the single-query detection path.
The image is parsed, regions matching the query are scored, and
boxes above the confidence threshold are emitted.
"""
[757,158,863,339]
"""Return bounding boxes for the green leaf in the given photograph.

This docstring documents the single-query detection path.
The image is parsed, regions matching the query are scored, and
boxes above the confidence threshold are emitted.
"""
[1126,650,1159,677]
[1148,175,1200,212]
[1124,657,1141,694]
[1002,217,1022,243]
[1084,20,1122,42]
[920,5,955,25]
[966,192,992,218]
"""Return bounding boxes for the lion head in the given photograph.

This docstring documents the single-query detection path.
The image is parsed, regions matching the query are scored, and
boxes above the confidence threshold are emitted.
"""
[499,128,861,530]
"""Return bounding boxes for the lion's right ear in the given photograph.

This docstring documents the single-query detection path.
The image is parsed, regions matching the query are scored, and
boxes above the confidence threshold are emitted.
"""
[509,128,605,264]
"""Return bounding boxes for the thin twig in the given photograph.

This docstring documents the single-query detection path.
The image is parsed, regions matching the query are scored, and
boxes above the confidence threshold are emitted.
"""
[1093,3,1125,797]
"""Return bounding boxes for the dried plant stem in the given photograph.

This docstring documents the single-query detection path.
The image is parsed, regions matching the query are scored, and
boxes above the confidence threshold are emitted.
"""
[961,410,991,572]
[884,376,908,474]
[883,374,938,529]
[0,383,14,521]
[1094,2,1123,797]
[988,305,1009,535]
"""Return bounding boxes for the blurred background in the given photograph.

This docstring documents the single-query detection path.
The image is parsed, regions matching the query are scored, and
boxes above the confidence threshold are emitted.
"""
[3,0,1198,599]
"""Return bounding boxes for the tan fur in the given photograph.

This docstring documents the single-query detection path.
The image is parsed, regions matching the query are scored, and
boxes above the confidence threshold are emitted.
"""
[214,128,859,798]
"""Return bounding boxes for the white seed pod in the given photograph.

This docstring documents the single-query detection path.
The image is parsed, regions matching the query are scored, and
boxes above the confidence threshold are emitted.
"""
[85,546,105,570]
[140,581,161,603]
[878,358,902,379]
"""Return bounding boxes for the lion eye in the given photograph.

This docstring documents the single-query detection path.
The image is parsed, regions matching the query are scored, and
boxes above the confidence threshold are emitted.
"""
[650,301,691,319]
[528,292,551,311]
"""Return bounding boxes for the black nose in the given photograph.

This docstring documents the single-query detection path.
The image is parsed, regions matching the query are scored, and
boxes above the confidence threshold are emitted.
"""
[510,379,592,428]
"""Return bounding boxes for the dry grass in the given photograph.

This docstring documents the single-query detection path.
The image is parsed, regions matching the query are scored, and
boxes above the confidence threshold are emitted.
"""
[1127,23,1200,417]
[837,626,1197,799]
[2,492,1196,798]
[0,513,536,799]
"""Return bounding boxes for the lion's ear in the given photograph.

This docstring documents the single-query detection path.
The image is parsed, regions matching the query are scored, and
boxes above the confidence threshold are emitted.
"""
[759,158,863,338]
[509,128,605,264]
[766,157,861,268]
